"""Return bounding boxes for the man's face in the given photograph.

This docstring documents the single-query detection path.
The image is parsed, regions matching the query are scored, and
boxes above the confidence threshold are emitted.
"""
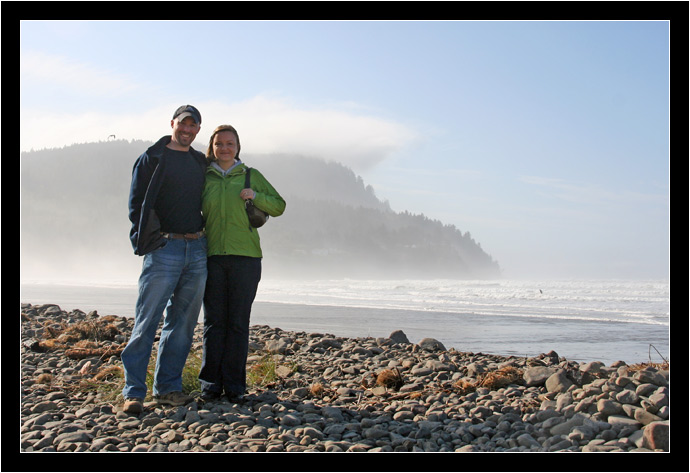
[169,116,201,150]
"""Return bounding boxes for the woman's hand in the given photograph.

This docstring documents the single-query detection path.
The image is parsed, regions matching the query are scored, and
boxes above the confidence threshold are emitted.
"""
[240,188,256,200]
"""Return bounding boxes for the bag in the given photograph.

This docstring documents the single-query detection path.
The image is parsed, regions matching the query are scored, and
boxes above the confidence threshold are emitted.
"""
[244,168,269,228]
[245,200,268,228]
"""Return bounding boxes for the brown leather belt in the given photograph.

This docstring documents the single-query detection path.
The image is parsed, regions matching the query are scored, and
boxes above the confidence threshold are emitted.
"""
[161,231,205,240]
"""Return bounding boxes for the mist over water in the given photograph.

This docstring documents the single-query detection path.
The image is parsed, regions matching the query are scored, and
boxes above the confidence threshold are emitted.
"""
[20,140,500,284]
[20,140,670,365]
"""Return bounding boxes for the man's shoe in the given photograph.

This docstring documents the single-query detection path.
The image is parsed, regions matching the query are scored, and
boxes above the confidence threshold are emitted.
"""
[122,398,144,414]
[154,391,193,407]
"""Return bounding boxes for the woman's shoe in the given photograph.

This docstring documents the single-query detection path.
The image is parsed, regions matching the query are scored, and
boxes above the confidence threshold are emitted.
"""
[225,392,245,403]
[199,391,221,403]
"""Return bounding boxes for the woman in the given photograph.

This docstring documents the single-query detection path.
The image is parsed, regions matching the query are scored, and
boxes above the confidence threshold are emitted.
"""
[199,124,286,402]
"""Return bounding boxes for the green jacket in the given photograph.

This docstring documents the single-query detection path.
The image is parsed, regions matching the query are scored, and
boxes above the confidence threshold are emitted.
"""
[202,163,286,258]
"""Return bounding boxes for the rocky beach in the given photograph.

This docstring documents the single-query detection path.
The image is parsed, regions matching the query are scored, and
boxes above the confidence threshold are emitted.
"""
[20,302,670,454]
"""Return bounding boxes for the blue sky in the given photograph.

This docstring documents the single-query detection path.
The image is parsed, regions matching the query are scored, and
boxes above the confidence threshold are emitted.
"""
[20,20,670,279]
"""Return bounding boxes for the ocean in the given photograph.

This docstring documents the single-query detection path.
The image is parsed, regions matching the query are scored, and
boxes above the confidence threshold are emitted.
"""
[20,278,670,366]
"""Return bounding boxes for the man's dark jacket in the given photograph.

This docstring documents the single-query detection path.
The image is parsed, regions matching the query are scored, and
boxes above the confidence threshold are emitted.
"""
[128,136,207,256]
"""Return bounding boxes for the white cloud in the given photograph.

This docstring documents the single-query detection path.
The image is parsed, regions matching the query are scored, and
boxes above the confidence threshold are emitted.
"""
[198,96,419,171]
[20,95,420,172]
[19,49,419,169]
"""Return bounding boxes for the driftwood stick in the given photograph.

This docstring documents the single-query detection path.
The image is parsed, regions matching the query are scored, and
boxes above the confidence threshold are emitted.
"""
[64,346,124,360]
[648,344,669,364]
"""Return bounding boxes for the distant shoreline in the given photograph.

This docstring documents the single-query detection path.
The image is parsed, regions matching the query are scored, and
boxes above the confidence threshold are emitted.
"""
[20,280,670,366]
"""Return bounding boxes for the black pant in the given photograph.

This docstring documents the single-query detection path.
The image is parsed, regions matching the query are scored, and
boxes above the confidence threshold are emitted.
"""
[199,255,261,397]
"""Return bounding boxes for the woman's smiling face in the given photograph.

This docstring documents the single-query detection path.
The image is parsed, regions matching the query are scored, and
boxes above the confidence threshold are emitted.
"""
[213,130,240,169]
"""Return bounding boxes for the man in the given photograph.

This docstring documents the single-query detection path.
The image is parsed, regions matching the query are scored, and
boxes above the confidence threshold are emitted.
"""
[122,105,208,414]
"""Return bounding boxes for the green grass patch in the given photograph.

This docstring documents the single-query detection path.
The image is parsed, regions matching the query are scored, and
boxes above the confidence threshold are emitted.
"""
[247,354,278,388]
[80,347,203,403]
[67,348,295,404]
[247,354,298,389]
[143,347,202,401]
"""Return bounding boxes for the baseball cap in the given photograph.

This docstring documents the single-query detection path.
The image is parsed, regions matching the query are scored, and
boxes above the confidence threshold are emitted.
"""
[172,105,202,124]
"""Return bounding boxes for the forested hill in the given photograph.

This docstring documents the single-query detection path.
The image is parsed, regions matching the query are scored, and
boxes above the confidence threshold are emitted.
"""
[20,140,501,280]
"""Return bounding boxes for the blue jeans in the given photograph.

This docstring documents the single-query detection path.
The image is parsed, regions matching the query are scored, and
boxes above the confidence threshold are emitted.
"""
[121,237,207,399]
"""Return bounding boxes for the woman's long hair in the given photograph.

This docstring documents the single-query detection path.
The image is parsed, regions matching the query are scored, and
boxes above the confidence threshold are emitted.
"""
[206,124,241,164]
